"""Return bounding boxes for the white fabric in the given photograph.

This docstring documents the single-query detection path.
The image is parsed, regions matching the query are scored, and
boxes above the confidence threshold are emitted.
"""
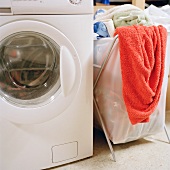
[144,4,170,76]
[93,37,169,144]
[94,4,141,21]
[144,5,170,32]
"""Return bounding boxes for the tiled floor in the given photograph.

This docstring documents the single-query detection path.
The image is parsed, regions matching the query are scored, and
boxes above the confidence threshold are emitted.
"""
[51,112,170,170]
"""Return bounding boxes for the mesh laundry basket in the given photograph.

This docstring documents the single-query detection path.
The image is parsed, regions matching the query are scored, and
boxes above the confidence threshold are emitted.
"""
[93,36,169,144]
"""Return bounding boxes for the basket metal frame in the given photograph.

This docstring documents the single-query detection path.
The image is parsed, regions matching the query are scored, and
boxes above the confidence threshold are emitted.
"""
[93,36,170,161]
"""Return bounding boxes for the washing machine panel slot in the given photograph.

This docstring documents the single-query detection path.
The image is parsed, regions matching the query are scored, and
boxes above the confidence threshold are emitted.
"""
[52,141,78,163]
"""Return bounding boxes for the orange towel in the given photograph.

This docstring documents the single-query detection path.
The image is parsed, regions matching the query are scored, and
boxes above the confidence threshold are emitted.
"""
[114,25,167,125]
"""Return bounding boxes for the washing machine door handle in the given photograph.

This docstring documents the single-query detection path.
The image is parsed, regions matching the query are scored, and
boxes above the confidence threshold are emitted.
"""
[60,46,76,96]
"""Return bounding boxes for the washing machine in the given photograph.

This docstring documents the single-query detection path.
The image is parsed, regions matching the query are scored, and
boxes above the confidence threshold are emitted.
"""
[0,0,93,169]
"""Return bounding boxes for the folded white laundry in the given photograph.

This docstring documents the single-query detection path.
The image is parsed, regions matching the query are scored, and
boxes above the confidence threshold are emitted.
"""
[94,4,152,28]
[95,4,141,21]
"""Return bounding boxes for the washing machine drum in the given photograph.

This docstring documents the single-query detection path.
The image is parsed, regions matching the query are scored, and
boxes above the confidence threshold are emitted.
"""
[0,32,60,106]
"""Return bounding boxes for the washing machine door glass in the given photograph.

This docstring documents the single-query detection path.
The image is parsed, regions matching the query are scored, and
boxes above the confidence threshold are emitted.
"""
[0,32,60,106]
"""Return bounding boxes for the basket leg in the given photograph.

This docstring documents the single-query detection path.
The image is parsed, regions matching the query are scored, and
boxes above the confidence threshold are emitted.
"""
[164,125,170,144]
[93,97,116,161]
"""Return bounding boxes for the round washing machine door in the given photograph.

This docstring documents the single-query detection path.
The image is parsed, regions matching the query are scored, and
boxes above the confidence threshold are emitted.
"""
[0,20,81,124]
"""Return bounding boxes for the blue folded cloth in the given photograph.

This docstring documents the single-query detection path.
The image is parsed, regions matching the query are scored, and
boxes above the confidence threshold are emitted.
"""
[94,22,110,39]
[96,0,110,5]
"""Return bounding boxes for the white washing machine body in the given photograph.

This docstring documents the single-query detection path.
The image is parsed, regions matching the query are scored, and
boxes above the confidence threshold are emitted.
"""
[0,0,93,169]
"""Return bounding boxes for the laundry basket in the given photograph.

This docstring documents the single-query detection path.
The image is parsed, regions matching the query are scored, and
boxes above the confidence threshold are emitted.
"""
[93,35,170,144]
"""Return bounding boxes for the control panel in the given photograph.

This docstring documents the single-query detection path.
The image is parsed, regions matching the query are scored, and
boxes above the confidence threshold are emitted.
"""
[0,0,93,15]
